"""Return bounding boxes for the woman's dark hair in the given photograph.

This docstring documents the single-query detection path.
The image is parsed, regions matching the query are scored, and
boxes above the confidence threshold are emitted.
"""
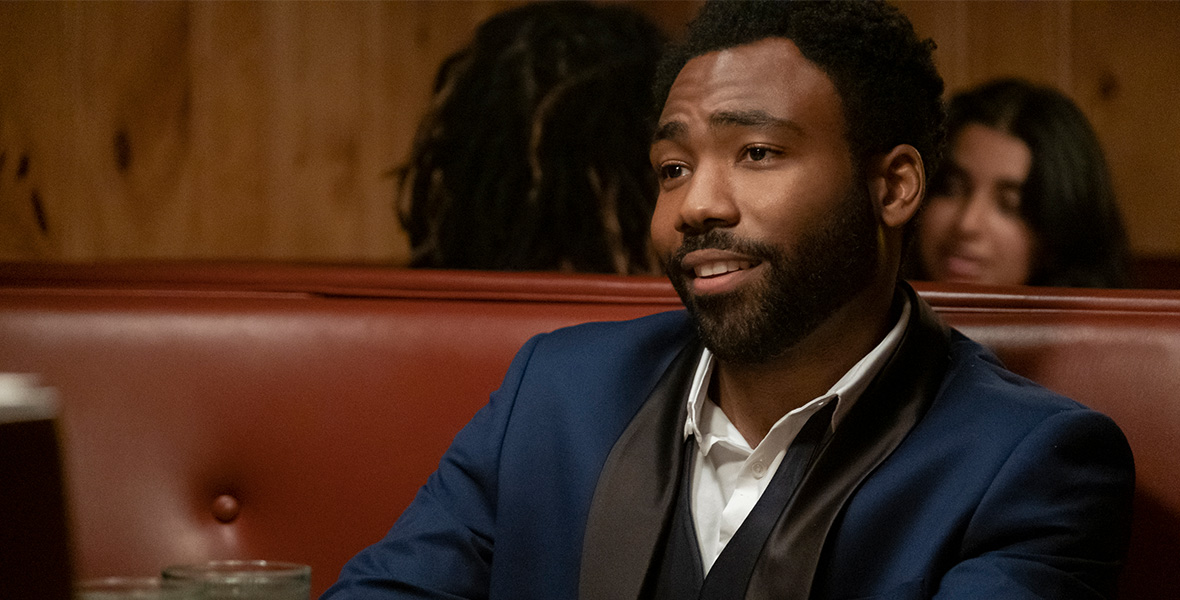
[653,0,946,178]
[933,78,1131,287]
[397,1,666,274]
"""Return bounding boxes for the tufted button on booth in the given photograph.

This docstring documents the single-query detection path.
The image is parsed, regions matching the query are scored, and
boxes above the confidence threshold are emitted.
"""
[211,494,240,523]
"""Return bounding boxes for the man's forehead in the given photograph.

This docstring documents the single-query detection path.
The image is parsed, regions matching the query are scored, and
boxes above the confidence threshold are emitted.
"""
[654,38,839,141]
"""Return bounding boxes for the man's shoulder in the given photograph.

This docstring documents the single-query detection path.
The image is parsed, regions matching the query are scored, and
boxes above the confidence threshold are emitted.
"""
[941,329,1094,416]
[534,309,694,354]
[898,327,1130,475]
[496,309,696,436]
[502,309,696,390]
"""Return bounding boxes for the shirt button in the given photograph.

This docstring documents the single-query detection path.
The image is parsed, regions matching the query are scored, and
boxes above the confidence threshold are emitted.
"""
[751,461,767,478]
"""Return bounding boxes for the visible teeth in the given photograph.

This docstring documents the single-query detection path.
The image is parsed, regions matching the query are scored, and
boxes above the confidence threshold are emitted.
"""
[695,260,750,278]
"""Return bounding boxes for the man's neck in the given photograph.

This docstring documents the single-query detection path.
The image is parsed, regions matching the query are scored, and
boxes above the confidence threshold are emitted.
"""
[710,284,900,447]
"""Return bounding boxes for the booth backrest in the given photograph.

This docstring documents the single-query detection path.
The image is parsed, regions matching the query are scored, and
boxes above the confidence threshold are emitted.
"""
[0,263,1177,598]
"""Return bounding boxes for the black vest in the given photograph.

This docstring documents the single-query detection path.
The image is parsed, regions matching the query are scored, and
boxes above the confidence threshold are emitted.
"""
[647,401,836,600]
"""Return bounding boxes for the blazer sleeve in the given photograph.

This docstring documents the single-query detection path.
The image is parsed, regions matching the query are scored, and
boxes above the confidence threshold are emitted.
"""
[933,408,1135,599]
[320,334,544,600]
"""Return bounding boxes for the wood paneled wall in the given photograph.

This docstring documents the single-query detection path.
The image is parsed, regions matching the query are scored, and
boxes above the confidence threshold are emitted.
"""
[0,1,527,263]
[1,1,1177,267]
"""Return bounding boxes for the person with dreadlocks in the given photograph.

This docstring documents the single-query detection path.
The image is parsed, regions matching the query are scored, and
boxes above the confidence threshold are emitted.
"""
[327,2,1133,598]
[397,1,666,274]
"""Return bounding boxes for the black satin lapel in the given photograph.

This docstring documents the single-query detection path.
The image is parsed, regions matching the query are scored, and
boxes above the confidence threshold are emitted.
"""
[747,284,952,600]
[579,339,701,600]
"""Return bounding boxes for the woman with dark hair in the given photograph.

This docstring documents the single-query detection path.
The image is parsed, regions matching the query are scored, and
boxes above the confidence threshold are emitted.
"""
[397,1,666,274]
[914,78,1131,287]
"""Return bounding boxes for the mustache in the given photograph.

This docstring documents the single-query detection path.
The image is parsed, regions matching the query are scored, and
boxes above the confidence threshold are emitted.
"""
[666,230,778,270]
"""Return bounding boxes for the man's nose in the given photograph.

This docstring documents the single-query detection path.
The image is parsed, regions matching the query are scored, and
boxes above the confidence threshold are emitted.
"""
[676,163,739,236]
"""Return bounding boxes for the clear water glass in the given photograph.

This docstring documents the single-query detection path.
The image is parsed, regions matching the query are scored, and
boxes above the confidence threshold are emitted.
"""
[75,576,198,600]
[161,561,310,600]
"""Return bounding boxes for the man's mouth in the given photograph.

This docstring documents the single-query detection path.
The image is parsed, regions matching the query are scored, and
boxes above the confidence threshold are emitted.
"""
[675,249,764,296]
[694,260,755,278]
[668,232,772,295]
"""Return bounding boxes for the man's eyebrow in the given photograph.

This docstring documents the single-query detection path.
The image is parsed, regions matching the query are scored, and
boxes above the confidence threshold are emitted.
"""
[710,109,801,134]
[652,110,803,144]
[652,121,687,144]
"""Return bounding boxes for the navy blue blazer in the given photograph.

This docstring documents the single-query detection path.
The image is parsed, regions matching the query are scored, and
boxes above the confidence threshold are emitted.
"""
[323,287,1133,600]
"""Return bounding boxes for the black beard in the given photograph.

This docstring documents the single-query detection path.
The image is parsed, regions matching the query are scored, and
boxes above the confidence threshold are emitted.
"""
[665,184,880,365]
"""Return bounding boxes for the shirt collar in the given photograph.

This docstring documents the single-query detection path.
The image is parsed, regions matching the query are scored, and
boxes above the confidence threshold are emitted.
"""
[684,295,912,443]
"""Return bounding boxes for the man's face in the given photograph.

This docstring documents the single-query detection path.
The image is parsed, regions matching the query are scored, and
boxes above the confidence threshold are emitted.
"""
[649,38,880,364]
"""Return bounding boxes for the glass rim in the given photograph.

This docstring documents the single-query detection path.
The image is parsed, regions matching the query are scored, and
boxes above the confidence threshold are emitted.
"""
[161,560,310,580]
[76,576,166,589]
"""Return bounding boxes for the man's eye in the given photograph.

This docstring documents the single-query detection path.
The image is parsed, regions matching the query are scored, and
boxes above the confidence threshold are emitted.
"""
[660,164,686,180]
[745,147,775,162]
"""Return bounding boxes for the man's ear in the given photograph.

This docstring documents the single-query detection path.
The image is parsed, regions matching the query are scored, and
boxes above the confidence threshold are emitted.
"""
[868,144,925,229]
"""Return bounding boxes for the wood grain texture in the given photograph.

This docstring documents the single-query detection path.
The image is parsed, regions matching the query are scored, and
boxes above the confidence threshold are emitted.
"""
[1,0,1176,268]
[1072,1,1180,257]
[1,1,523,263]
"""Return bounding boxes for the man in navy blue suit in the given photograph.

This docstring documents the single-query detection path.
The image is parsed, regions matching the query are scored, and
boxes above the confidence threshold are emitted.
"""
[324,2,1134,598]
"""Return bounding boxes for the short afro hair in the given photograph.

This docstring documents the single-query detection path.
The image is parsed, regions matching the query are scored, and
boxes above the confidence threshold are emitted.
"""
[654,0,946,176]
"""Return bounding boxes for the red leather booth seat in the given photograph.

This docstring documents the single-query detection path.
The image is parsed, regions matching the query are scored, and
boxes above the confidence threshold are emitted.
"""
[0,262,1177,598]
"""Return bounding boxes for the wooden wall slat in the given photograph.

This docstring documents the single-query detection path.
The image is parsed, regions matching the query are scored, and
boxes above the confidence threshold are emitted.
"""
[1,1,71,260]
[1073,0,1180,257]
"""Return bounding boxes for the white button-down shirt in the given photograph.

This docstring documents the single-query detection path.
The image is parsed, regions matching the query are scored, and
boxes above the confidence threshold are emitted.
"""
[682,298,911,573]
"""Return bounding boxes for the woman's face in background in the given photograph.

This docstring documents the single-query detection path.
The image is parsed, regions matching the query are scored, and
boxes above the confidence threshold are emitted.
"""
[918,123,1037,285]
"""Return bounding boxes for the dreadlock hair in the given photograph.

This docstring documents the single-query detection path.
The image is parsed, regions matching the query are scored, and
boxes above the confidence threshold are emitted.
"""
[397,1,666,274]
[653,0,946,188]
[920,78,1131,288]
